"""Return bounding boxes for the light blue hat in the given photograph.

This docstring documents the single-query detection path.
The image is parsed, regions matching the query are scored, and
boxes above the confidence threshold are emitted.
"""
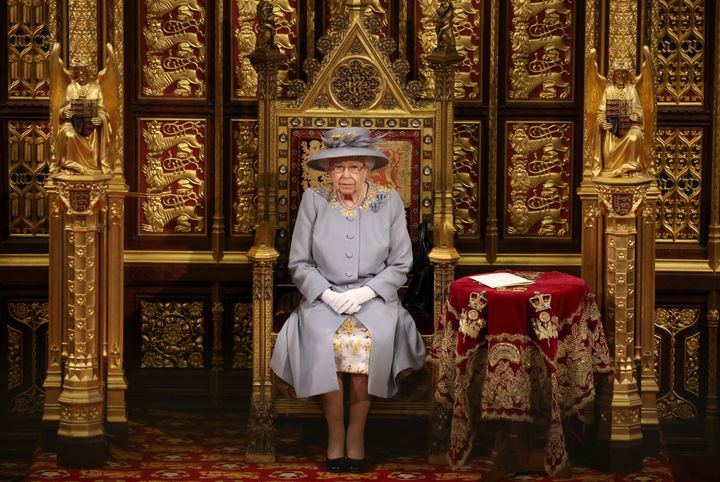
[306,127,389,171]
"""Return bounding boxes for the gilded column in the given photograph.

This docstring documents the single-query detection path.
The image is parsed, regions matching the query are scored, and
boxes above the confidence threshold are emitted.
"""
[638,186,659,453]
[246,224,279,462]
[425,1,462,463]
[212,0,226,260]
[104,193,127,446]
[594,177,650,471]
[249,0,285,225]
[54,174,112,467]
[99,0,129,445]
[41,186,64,448]
[246,2,284,461]
[485,0,499,263]
[580,0,603,299]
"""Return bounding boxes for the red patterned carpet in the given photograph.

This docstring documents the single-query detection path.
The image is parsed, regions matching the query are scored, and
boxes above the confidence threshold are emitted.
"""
[21,409,675,481]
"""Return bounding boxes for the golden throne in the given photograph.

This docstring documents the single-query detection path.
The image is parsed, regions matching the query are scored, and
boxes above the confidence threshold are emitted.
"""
[245,1,461,462]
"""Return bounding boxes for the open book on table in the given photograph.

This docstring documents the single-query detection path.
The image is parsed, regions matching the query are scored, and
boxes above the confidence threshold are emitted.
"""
[469,272,534,289]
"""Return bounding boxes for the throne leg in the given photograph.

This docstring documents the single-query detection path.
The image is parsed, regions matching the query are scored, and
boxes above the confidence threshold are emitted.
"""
[245,399,275,463]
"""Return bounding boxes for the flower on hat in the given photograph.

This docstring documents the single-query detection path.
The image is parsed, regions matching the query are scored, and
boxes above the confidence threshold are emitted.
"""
[321,129,382,150]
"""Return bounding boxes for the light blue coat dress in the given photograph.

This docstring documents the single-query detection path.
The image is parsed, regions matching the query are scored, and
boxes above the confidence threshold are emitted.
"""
[270,182,426,398]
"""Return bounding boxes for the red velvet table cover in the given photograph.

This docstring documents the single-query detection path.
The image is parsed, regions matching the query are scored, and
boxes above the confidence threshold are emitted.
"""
[428,271,612,475]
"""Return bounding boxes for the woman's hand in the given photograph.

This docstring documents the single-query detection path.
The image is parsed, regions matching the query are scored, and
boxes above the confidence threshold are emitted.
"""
[344,286,376,306]
[321,289,360,314]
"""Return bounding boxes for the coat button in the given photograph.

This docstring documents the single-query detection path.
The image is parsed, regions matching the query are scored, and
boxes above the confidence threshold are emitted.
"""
[345,271,352,277]
[347,233,354,239]
[346,252,353,258]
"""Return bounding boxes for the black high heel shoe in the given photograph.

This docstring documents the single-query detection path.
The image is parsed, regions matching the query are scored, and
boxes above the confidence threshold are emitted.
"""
[324,457,346,473]
[345,457,369,473]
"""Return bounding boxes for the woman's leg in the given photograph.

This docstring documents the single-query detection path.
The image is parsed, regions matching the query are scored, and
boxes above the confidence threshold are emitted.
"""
[346,373,371,459]
[321,373,345,459]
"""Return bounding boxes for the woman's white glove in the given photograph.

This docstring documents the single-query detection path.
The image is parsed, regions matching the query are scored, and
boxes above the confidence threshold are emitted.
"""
[344,286,377,306]
[321,289,360,315]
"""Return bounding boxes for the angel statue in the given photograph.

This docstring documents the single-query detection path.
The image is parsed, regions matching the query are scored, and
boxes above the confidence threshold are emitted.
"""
[49,43,119,176]
[585,46,655,177]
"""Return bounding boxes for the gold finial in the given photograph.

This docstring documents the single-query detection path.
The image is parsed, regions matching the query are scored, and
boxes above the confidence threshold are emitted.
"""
[346,0,373,22]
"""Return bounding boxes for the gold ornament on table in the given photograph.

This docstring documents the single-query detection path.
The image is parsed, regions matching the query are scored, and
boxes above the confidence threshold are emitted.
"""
[49,43,119,176]
[585,46,655,178]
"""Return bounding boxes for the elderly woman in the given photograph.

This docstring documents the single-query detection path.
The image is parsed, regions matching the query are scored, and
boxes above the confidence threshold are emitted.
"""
[270,127,426,473]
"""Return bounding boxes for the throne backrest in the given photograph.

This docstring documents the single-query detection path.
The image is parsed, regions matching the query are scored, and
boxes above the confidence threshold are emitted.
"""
[268,18,440,283]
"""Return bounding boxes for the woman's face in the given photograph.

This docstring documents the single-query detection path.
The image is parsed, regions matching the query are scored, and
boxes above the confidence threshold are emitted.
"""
[328,157,369,197]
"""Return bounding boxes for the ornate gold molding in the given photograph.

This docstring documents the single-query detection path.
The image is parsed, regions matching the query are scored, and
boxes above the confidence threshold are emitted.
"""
[608,0,637,71]
[123,250,250,264]
[68,0,97,67]
[711,1,720,270]
[234,0,259,99]
[109,0,126,184]
[486,0,499,262]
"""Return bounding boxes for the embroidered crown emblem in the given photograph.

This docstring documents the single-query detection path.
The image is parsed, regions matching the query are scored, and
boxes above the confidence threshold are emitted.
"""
[529,291,552,312]
[468,291,487,311]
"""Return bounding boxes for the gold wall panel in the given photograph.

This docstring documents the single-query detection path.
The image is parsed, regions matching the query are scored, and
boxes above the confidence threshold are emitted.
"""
[138,118,206,235]
[236,0,299,98]
[274,0,298,97]
[140,0,207,98]
[654,0,705,105]
[7,302,48,416]
[655,306,700,420]
[453,121,481,236]
[416,0,483,100]
[232,0,259,98]
[8,121,50,236]
[231,120,258,234]
[7,0,50,99]
[504,121,572,237]
[608,0,637,70]
[232,302,252,369]
[417,0,439,98]
[140,300,205,368]
[452,0,483,100]
[231,0,300,98]
[507,0,573,101]
[68,0,97,70]
[654,127,701,242]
